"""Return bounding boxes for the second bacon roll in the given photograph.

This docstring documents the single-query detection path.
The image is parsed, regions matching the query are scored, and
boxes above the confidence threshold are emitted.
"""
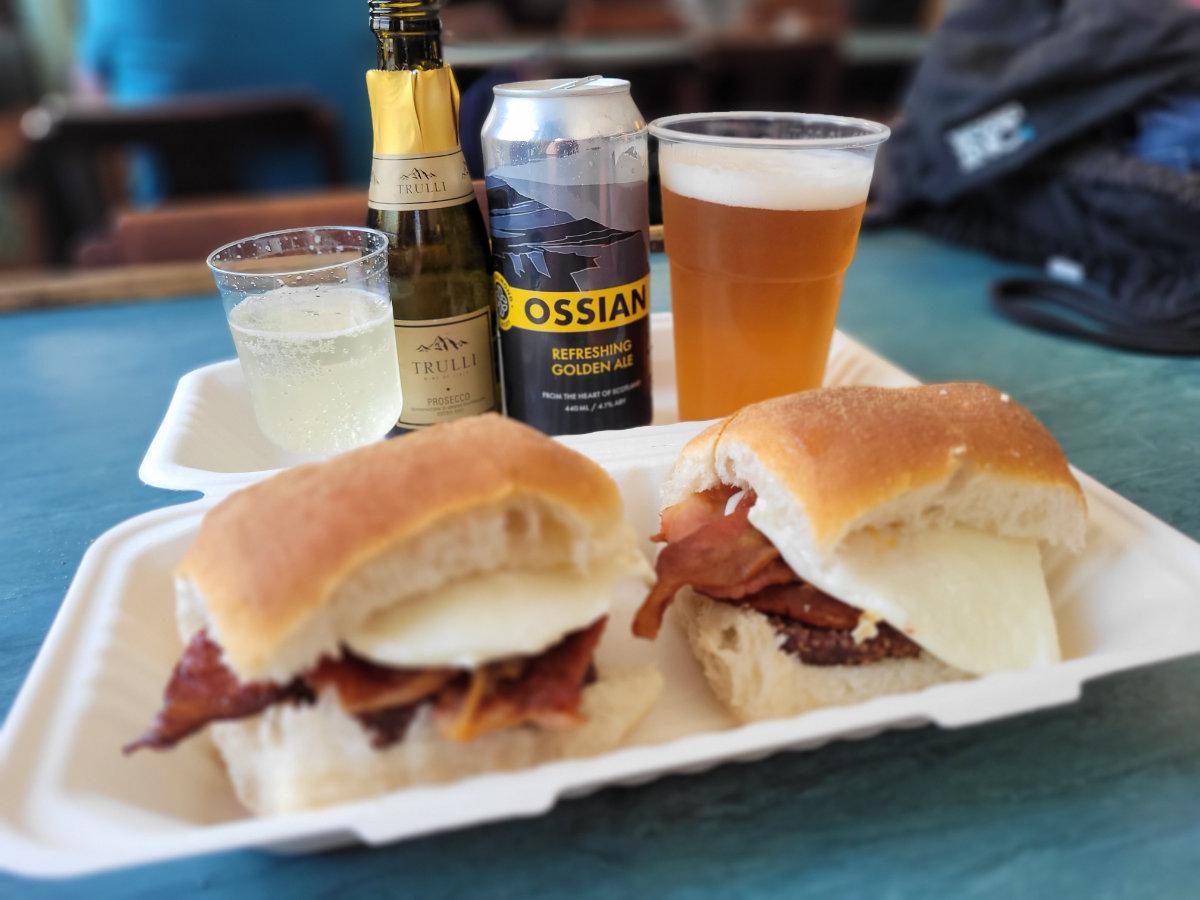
[633,384,1087,723]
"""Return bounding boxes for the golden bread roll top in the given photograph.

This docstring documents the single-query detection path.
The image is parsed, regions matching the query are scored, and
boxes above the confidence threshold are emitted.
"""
[177,414,628,681]
[662,383,1086,557]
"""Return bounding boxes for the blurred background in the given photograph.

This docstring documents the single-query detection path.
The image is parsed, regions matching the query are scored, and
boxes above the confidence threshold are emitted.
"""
[0,0,944,272]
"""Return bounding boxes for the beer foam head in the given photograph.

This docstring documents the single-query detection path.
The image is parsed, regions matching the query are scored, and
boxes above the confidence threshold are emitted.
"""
[659,142,873,211]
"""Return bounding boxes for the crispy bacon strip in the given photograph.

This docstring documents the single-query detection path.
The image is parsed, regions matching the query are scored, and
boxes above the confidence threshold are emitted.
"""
[123,630,312,753]
[435,618,606,742]
[653,485,740,542]
[633,491,783,639]
[637,487,924,668]
[356,705,421,749]
[698,557,796,600]
[734,582,861,630]
[307,653,454,714]
[129,622,606,752]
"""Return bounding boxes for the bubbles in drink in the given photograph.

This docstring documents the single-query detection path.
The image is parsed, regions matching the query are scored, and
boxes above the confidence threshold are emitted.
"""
[228,286,401,454]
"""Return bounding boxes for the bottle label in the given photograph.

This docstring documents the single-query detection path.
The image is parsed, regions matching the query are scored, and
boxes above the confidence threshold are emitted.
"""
[369,148,474,212]
[495,274,649,333]
[394,306,497,428]
[485,172,653,435]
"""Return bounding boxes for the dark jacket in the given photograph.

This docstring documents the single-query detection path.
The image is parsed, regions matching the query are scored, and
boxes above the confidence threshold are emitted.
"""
[870,0,1200,353]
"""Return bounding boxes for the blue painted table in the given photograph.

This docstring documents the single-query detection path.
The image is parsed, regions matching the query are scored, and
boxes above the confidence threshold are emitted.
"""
[3,230,1198,898]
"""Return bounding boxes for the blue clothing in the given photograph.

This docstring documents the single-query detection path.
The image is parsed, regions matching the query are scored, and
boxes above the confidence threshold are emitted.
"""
[1131,94,1200,172]
[78,0,375,200]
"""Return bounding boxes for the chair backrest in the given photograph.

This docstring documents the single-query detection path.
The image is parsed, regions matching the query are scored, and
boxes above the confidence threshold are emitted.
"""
[561,0,686,36]
[76,181,492,268]
[22,92,344,264]
[742,0,847,34]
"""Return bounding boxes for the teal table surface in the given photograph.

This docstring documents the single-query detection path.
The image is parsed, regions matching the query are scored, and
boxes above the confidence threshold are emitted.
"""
[2,229,1198,898]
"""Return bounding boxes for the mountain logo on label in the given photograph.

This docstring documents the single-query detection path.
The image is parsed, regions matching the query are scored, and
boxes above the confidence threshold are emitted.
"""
[416,335,469,352]
[401,168,439,181]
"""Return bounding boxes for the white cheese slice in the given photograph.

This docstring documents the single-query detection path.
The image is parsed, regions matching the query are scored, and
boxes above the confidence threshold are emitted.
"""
[782,526,1060,675]
[343,556,649,669]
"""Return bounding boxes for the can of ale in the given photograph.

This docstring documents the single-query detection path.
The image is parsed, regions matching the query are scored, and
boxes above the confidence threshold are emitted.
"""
[482,77,652,435]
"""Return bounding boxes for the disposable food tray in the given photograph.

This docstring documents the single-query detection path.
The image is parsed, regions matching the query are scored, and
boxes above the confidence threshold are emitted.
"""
[3,315,1199,877]
[137,314,916,495]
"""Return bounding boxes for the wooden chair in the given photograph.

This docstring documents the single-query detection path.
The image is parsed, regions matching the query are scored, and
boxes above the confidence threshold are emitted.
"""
[697,0,846,114]
[439,1,513,41]
[75,182,494,267]
[561,0,686,36]
[21,92,344,264]
[75,188,367,267]
[0,181,663,310]
[743,0,847,36]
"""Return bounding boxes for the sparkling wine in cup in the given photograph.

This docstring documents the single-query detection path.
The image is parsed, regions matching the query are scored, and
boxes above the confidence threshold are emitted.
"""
[207,226,402,454]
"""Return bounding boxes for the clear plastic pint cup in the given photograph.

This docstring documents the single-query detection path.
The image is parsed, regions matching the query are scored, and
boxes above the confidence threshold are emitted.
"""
[649,113,889,421]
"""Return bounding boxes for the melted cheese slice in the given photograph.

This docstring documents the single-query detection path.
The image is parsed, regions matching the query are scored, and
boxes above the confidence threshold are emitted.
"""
[792,526,1060,675]
[343,556,650,669]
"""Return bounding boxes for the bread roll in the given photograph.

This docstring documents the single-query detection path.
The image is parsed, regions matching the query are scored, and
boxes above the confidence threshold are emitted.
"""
[655,384,1086,720]
[663,383,1086,560]
[140,414,662,813]
[176,414,639,682]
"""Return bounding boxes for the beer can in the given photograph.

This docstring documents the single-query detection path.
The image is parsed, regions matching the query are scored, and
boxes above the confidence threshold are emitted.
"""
[482,77,652,436]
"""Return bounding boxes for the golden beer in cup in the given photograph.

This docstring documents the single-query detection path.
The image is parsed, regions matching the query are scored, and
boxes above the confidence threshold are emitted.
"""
[649,113,889,421]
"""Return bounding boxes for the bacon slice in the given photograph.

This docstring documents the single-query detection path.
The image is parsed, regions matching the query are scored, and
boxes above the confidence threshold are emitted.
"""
[435,618,606,742]
[129,613,608,752]
[356,705,421,749]
[698,557,796,600]
[653,485,740,542]
[633,491,783,638]
[124,630,312,753]
[734,582,861,630]
[638,487,926,667]
[307,653,454,714]
[129,621,608,752]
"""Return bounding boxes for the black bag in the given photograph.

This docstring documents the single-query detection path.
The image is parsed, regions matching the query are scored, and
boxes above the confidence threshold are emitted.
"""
[869,0,1200,354]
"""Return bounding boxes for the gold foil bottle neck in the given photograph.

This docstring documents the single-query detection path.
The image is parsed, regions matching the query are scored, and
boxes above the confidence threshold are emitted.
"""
[367,67,462,156]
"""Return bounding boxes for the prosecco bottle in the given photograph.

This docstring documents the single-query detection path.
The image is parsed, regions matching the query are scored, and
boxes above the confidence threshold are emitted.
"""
[366,0,499,431]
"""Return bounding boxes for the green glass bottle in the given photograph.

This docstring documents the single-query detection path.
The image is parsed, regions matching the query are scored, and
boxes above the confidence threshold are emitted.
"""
[366,0,499,431]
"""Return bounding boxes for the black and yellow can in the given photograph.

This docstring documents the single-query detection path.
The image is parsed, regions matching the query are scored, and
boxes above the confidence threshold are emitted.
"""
[482,77,653,436]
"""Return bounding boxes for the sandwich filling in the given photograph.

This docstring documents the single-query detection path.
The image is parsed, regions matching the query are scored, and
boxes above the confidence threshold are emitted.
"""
[341,559,637,668]
[125,617,605,754]
[634,483,1061,674]
[633,486,920,664]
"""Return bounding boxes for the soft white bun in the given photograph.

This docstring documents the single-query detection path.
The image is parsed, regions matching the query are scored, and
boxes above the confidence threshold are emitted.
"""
[662,384,1087,562]
[677,593,963,723]
[175,414,641,682]
[209,666,663,815]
